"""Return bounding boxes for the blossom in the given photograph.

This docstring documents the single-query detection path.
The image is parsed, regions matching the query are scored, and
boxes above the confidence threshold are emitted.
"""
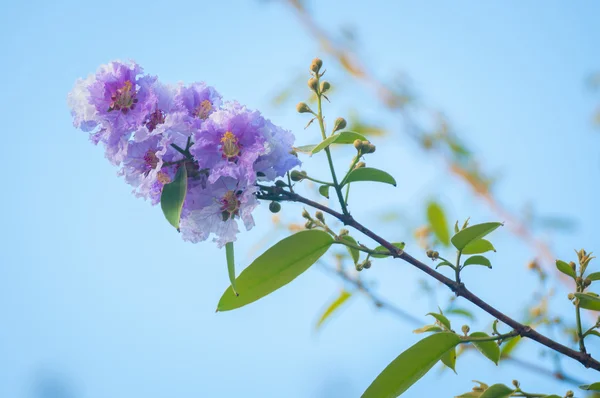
[175,82,222,121]
[254,118,301,181]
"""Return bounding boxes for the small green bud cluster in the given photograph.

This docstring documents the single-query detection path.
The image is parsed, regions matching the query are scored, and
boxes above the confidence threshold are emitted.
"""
[290,170,307,181]
[355,259,372,272]
[426,249,439,260]
[353,139,376,155]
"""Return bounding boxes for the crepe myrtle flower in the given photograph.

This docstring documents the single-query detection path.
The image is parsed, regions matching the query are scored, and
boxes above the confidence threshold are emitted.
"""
[253,118,301,181]
[179,177,258,248]
[175,82,222,121]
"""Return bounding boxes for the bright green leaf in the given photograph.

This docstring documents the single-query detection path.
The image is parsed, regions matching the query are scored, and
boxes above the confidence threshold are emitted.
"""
[217,230,334,311]
[427,312,452,330]
[556,260,576,279]
[225,242,238,296]
[479,384,514,398]
[371,242,405,258]
[587,271,600,281]
[462,239,496,255]
[580,382,600,391]
[469,332,500,365]
[441,347,457,373]
[342,235,360,264]
[294,144,317,154]
[160,164,188,231]
[575,293,600,311]
[361,333,461,398]
[454,220,460,234]
[316,290,352,330]
[427,202,450,246]
[436,260,456,270]
[451,222,503,251]
[463,255,492,269]
[311,131,367,154]
[318,185,330,199]
[500,336,521,358]
[343,167,397,187]
[413,325,443,334]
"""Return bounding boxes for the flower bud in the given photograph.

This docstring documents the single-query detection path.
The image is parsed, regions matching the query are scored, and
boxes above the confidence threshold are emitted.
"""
[269,201,281,213]
[353,139,363,151]
[363,260,372,269]
[320,81,331,93]
[315,211,325,222]
[568,293,575,300]
[566,391,574,398]
[339,228,349,236]
[275,180,287,187]
[461,325,470,335]
[576,276,583,286]
[511,380,520,388]
[310,58,323,73]
[354,161,366,169]
[585,278,592,288]
[290,170,307,181]
[302,209,311,219]
[569,261,576,272]
[305,220,313,229]
[366,143,376,154]
[308,77,319,92]
[355,262,364,272]
[332,117,346,133]
[296,102,313,114]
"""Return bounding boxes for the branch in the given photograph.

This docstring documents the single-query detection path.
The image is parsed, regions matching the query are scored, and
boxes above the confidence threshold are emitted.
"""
[258,188,600,372]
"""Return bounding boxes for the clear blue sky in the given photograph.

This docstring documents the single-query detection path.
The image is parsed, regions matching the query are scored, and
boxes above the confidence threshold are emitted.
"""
[1,1,600,397]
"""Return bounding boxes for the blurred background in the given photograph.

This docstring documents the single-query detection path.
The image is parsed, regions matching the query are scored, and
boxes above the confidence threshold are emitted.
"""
[1,0,600,396]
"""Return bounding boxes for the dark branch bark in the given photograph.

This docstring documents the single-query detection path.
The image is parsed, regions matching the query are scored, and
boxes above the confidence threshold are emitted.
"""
[258,188,600,372]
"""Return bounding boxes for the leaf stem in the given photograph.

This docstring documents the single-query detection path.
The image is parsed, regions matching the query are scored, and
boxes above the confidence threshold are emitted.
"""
[461,330,519,344]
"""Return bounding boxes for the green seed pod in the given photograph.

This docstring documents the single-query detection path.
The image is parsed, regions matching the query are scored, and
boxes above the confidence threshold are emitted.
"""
[353,139,363,150]
[315,211,325,222]
[308,77,319,92]
[355,262,364,272]
[332,117,346,133]
[363,260,372,269]
[320,81,331,93]
[511,380,520,388]
[296,102,313,114]
[290,170,306,181]
[269,201,281,213]
[310,58,323,73]
[585,278,592,288]
[426,249,434,258]
[461,325,470,335]
[566,391,574,398]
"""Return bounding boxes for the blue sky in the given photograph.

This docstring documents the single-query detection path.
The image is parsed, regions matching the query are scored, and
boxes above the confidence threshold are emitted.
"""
[1,1,600,397]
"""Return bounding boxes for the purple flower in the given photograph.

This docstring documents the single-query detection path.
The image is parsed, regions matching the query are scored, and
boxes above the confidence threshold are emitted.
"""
[175,82,222,121]
[254,118,301,181]
[180,177,258,247]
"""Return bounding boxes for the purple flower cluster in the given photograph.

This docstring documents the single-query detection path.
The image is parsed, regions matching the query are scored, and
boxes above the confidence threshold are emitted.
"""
[68,60,300,247]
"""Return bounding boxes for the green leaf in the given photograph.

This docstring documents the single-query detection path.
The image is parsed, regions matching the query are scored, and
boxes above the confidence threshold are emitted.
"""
[462,239,496,255]
[436,260,455,269]
[500,336,521,358]
[361,333,461,398]
[469,332,500,365]
[446,308,475,320]
[427,202,450,246]
[342,235,360,264]
[542,395,562,398]
[441,346,457,373]
[311,131,367,154]
[427,312,452,330]
[580,382,600,391]
[225,242,238,296]
[463,255,492,269]
[575,292,600,311]
[160,164,188,231]
[479,384,514,398]
[294,144,317,154]
[371,242,405,258]
[413,325,443,334]
[343,167,397,187]
[217,230,334,311]
[318,185,330,199]
[556,260,576,279]
[451,222,503,251]
[454,220,460,234]
[587,271,600,281]
[316,290,352,330]
[586,330,600,338]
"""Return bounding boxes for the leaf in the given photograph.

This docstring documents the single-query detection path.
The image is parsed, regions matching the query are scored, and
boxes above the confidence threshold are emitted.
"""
[341,235,360,264]
[436,260,455,269]
[500,336,521,358]
[413,325,443,334]
[586,330,600,338]
[316,290,352,330]
[371,242,405,258]
[311,131,367,154]
[427,202,450,246]
[469,332,500,365]
[343,167,397,187]
[454,220,460,234]
[587,271,600,281]
[580,382,600,391]
[225,242,238,296]
[479,384,514,398]
[160,163,188,231]
[217,230,334,311]
[556,260,576,279]
[294,144,317,154]
[575,292,600,311]
[427,312,452,330]
[361,333,461,398]
[318,185,330,199]
[462,239,496,255]
[463,255,492,269]
[451,222,503,251]
[446,308,475,320]
[441,346,457,373]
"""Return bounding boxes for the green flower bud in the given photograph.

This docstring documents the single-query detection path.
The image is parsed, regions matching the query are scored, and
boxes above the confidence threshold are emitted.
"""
[308,77,319,92]
[353,139,363,150]
[355,262,364,272]
[568,293,575,300]
[332,117,346,133]
[315,211,325,222]
[569,261,576,272]
[296,102,313,114]
[512,380,520,388]
[302,209,311,219]
[310,58,323,73]
[320,81,331,93]
[461,325,470,335]
[363,260,372,269]
[354,161,366,169]
[269,201,281,213]
[576,276,583,286]
[566,390,574,398]
[585,278,592,288]
[339,228,349,236]
[290,170,307,181]
[274,180,287,187]
[305,220,313,229]
[426,249,434,258]
[366,143,376,154]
